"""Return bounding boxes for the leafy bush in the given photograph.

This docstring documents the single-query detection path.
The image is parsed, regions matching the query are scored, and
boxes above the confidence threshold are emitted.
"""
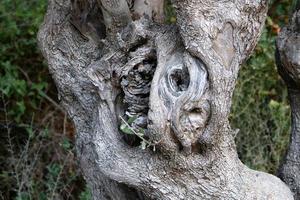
[0,0,49,122]
[0,0,90,199]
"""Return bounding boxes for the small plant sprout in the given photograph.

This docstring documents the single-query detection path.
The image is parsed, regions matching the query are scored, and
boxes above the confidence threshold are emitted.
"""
[119,115,156,151]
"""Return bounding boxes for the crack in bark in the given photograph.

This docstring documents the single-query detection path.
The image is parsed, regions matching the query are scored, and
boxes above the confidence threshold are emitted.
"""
[119,42,157,146]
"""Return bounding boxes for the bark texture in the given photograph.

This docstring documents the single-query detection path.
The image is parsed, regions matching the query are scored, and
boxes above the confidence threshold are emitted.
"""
[276,5,300,199]
[38,0,293,199]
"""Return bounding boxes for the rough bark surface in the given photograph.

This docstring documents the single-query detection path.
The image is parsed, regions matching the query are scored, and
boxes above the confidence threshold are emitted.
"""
[38,0,293,199]
[276,4,300,199]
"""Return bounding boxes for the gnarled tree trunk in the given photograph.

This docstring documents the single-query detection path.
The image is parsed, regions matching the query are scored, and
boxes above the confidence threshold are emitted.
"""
[38,0,293,199]
[276,2,300,199]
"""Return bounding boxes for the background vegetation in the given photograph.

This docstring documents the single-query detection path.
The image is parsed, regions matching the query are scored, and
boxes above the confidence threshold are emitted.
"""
[0,0,294,199]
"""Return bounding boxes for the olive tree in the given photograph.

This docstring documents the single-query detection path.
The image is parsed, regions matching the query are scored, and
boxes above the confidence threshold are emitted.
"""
[276,2,300,199]
[38,0,294,199]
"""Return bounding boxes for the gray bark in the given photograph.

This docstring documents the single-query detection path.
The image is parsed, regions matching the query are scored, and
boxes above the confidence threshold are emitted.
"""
[276,4,300,199]
[38,0,293,199]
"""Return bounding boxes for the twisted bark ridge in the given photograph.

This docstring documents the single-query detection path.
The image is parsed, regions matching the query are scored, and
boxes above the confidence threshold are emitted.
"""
[276,5,300,199]
[38,0,293,199]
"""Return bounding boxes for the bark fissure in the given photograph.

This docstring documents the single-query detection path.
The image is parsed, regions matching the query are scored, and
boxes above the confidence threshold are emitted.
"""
[119,41,157,146]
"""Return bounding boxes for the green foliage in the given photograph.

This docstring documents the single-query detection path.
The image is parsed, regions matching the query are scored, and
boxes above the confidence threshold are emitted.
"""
[79,186,92,200]
[119,116,154,150]
[120,116,137,135]
[0,0,49,122]
[164,0,176,24]
[0,0,88,199]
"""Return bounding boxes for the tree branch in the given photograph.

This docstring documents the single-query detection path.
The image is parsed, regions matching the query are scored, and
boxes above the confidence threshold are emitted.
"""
[276,7,300,199]
[98,0,132,35]
[171,0,268,143]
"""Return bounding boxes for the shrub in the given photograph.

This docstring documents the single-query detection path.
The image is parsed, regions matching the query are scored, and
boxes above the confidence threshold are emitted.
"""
[0,1,90,199]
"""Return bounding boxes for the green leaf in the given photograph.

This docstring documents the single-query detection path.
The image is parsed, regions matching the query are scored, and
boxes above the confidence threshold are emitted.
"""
[127,116,137,125]
[138,128,145,136]
[269,100,280,109]
[120,124,134,135]
[79,186,92,200]
[61,138,71,150]
[47,163,61,178]
[16,101,26,115]
[25,126,34,139]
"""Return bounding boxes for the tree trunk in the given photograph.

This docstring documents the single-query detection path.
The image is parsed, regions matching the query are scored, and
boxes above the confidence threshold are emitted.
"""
[276,3,300,199]
[38,0,293,199]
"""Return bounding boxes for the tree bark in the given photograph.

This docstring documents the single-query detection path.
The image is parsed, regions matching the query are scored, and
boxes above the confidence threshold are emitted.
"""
[276,4,300,199]
[38,0,293,199]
